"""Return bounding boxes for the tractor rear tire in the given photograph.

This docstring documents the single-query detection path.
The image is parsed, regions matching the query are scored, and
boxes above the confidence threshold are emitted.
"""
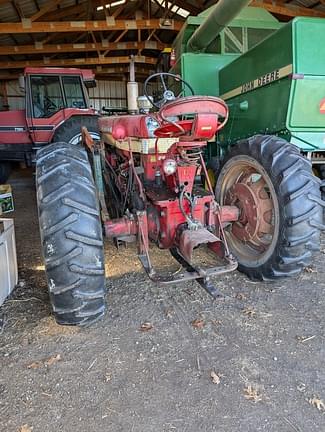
[216,135,323,280]
[36,142,106,326]
[0,162,11,184]
[52,115,99,146]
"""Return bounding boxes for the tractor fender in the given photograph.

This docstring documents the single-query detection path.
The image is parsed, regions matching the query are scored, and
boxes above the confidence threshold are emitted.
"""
[51,114,100,145]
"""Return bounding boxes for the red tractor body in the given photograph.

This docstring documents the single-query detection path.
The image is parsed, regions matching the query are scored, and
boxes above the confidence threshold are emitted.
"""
[90,95,239,295]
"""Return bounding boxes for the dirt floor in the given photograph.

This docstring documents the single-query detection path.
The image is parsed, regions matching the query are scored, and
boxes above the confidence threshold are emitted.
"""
[1,169,325,432]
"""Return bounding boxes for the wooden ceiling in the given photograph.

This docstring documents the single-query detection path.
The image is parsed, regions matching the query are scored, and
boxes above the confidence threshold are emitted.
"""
[0,0,324,80]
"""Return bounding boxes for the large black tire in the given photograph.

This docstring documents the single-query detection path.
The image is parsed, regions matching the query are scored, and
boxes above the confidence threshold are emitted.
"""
[216,135,323,280]
[0,162,11,184]
[52,115,99,145]
[36,142,106,326]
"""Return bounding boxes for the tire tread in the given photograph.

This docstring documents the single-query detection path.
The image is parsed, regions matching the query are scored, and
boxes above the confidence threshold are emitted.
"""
[216,134,323,280]
[36,141,106,326]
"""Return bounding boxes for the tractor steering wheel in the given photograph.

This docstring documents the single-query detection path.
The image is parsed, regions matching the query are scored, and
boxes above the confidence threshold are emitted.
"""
[144,72,194,110]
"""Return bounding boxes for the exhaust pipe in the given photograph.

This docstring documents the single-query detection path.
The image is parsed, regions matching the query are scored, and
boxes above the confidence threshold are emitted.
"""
[127,56,139,114]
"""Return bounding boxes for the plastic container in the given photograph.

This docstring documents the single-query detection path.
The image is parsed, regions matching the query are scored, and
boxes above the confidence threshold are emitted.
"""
[0,218,18,306]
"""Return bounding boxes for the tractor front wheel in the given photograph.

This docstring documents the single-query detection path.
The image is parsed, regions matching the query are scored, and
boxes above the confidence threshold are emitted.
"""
[216,135,323,280]
[36,142,106,325]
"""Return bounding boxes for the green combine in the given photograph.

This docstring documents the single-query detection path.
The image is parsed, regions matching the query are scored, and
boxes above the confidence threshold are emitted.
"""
[171,0,325,178]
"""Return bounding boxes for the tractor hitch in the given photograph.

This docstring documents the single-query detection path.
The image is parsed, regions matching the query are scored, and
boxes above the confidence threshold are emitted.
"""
[104,206,239,298]
[139,249,237,299]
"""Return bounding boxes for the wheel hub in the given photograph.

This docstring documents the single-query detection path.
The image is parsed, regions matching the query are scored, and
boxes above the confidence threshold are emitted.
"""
[225,176,274,251]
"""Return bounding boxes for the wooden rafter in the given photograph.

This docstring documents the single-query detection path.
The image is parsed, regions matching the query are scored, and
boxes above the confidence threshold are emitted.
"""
[152,0,199,16]
[0,55,157,69]
[96,66,154,75]
[0,64,155,80]
[250,1,325,18]
[41,3,87,21]
[30,0,63,22]
[0,18,182,34]
[147,0,176,42]
[12,1,25,20]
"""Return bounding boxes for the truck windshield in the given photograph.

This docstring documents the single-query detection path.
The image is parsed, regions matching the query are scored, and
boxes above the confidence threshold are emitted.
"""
[30,75,64,118]
[62,76,86,109]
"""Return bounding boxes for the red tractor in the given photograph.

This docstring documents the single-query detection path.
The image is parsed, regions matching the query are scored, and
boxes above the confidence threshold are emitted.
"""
[0,67,99,183]
[35,73,323,326]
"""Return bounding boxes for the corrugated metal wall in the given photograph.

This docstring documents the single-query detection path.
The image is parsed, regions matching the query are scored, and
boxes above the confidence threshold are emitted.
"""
[5,81,25,111]
[0,79,140,112]
[88,80,127,111]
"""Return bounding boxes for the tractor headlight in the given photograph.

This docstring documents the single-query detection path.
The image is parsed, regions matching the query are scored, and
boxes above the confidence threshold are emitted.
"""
[162,158,177,176]
[146,116,160,138]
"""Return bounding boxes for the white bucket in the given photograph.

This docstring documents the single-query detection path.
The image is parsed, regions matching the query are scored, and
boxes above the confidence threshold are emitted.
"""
[0,218,18,306]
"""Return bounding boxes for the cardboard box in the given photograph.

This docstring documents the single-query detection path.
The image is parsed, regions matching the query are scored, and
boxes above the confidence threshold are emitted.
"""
[0,184,14,214]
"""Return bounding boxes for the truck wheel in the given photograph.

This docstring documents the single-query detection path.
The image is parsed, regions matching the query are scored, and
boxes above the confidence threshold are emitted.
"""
[215,135,323,280]
[52,115,99,145]
[36,142,106,326]
[0,162,11,183]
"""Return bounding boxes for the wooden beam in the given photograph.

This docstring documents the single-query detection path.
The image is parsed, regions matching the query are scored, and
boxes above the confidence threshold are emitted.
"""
[0,55,157,69]
[41,3,87,21]
[0,74,21,81]
[0,66,154,80]
[96,65,154,75]
[12,1,25,20]
[0,40,166,57]
[250,1,325,18]
[151,0,199,16]
[30,0,63,22]
[146,0,176,45]
[0,18,182,34]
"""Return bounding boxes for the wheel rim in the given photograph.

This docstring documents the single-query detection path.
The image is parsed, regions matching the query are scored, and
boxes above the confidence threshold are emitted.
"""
[218,156,280,266]
[68,131,100,145]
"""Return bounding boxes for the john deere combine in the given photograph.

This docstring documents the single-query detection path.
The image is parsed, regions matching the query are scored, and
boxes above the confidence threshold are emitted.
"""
[171,0,325,177]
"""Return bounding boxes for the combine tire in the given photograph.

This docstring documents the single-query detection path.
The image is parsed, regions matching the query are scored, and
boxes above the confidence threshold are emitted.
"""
[36,142,106,326]
[216,135,323,280]
[52,115,99,145]
[0,162,11,183]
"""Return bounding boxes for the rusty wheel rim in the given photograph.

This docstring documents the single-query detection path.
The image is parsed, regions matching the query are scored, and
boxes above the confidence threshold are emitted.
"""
[218,156,279,265]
